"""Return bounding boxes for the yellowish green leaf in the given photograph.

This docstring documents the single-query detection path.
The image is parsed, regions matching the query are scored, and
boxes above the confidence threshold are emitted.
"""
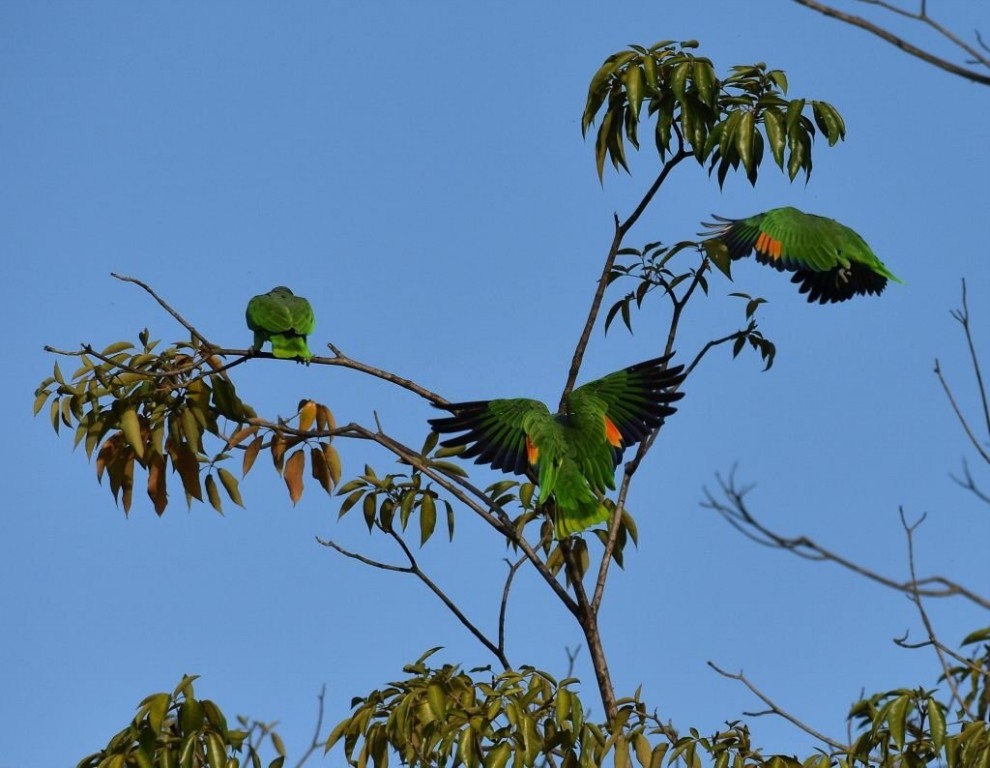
[284,449,305,505]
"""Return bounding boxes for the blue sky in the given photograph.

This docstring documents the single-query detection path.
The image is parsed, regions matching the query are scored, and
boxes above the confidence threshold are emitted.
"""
[2,2,988,766]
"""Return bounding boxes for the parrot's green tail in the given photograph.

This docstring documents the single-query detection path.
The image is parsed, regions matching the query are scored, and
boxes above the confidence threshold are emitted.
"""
[271,334,313,363]
[553,497,610,539]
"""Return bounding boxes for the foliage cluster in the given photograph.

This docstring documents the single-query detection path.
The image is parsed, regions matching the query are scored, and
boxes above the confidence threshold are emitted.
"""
[35,35,989,768]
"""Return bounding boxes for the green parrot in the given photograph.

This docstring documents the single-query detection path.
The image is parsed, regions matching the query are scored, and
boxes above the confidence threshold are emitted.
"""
[245,286,315,363]
[703,206,902,303]
[428,355,685,539]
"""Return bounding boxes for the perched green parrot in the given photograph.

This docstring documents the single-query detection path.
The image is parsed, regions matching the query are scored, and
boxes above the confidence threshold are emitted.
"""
[245,286,315,363]
[703,207,902,304]
[429,355,685,539]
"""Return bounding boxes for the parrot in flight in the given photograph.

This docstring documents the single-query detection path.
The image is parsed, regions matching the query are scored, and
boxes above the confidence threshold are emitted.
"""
[428,355,685,539]
[703,207,902,304]
[245,286,315,363]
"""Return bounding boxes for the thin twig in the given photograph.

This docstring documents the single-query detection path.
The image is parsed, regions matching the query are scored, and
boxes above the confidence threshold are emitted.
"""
[561,148,692,404]
[317,529,510,669]
[392,528,512,669]
[684,330,750,378]
[326,342,449,407]
[949,280,990,439]
[315,537,412,573]
[591,259,704,613]
[856,0,990,68]
[293,685,327,768]
[703,470,990,610]
[498,554,527,656]
[708,662,850,751]
[950,460,990,506]
[111,273,213,346]
[934,359,990,464]
[790,0,990,85]
[897,508,971,718]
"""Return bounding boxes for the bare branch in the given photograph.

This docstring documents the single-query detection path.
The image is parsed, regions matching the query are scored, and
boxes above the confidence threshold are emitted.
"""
[498,554,528,657]
[948,279,990,440]
[703,470,990,610]
[790,0,990,86]
[950,459,990,506]
[708,661,849,750]
[293,685,327,768]
[325,342,449,407]
[315,537,412,573]
[111,273,214,346]
[896,508,973,718]
[856,0,990,68]
[935,359,990,465]
[591,260,704,613]
[317,528,511,669]
[394,527,512,669]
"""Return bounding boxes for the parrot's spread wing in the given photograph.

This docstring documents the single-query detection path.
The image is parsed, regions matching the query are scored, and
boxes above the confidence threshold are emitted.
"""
[428,398,551,475]
[703,207,901,304]
[789,262,890,304]
[570,354,685,458]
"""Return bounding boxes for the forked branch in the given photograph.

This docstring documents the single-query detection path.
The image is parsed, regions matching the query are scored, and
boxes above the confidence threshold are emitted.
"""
[790,0,990,86]
[703,469,990,610]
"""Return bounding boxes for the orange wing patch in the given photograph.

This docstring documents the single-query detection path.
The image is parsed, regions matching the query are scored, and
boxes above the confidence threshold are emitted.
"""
[603,415,623,447]
[755,231,783,261]
[526,435,540,466]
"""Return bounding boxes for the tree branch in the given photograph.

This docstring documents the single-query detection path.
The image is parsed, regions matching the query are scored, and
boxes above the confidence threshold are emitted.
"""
[896,508,974,718]
[708,662,850,751]
[948,279,990,440]
[561,149,692,404]
[338,422,582,618]
[703,469,990,610]
[498,554,527,658]
[317,528,511,669]
[790,0,990,86]
[293,685,327,768]
[591,259,705,613]
[111,273,213,346]
[325,342,449,407]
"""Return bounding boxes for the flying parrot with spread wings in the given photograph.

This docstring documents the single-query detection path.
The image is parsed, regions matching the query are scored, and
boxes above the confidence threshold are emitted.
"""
[245,286,315,363]
[429,355,685,539]
[703,207,902,304]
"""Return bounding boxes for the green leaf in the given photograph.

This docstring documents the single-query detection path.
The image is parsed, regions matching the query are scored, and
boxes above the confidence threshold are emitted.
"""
[670,61,690,102]
[420,493,437,545]
[120,408,145,461]
[485,742,512,768]
[622,64,644,122]
[692,60,716,108]
[886,694,910,750]
[205,732,227,768]
[811,100,846,145]
[961,627,990,644]
[735,110,756,182]
[768,69,788,94]
[362,493,377,532]
[217,468,244,508]
[427,684,447,721]
[928,698,946,752]
[762,108,785,169]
